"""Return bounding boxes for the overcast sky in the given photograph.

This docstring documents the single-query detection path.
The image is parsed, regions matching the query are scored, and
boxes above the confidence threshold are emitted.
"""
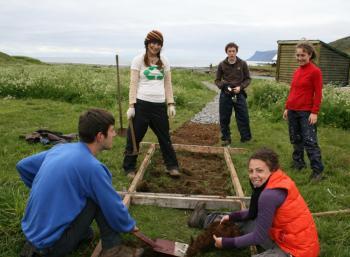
[1,0,349,66]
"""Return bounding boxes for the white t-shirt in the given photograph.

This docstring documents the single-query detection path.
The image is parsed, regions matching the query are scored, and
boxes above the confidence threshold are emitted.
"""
[131,53,170,103]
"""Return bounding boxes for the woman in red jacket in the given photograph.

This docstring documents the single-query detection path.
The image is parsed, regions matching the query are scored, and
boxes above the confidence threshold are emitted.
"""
[283,41,324,182]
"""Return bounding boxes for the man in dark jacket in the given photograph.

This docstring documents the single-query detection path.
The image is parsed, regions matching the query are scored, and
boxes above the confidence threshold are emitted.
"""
[215,42,252,146]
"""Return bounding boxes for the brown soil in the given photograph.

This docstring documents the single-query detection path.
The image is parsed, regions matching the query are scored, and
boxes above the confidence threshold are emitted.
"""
[137,121,231,195]
[186,221,241,257]
[171,122,220,146]
[137,151,231,195]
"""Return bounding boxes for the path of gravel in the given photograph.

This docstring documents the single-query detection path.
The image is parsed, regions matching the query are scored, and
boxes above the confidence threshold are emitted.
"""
[190,81,220,124]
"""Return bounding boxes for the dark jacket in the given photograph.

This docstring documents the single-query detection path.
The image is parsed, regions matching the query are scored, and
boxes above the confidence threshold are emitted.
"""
[215,57,251,90]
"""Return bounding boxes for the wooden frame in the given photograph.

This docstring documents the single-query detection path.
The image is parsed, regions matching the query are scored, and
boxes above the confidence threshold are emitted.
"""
[91,143,250,257]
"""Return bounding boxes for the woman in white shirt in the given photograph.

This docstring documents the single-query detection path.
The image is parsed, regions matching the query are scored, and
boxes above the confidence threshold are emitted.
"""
[123,30,180,178]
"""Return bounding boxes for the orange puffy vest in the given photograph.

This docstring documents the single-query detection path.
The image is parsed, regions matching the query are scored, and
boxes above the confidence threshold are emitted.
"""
[266,170,320,257]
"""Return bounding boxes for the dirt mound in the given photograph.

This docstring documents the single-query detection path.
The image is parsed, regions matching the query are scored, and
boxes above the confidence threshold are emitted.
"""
[186,221,241,257]
[171,122,220,146]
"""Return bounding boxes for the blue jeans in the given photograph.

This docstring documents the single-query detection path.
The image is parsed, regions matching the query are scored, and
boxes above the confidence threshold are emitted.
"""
[219,91,251,142]
[287,110,324,173]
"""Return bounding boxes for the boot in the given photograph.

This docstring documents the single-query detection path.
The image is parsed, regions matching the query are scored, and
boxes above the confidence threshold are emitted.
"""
[188,202,207,228]
[100,244,144,257]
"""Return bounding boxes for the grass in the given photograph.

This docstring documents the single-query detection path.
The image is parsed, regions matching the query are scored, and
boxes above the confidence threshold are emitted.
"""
[0,63,349,257]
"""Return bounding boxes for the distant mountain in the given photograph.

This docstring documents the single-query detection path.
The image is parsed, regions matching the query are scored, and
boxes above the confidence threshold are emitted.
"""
[0,51,43,64]
[329,36,350,55]
[247,50,277,62]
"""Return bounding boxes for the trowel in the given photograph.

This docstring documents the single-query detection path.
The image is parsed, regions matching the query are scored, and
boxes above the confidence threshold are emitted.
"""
[133,231,188,257]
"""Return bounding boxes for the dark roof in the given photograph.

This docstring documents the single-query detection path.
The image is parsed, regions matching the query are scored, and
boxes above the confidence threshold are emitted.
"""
[247,50,277,62]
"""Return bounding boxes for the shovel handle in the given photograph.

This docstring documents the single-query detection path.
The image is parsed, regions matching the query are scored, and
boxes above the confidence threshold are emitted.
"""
[133,231,157,248]
[129,118,138,155]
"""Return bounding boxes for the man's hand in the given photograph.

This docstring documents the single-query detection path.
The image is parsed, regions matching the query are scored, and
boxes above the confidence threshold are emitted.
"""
[220,215,230,224]
[283,109,288,120]
[168,104,176,117]
[309,113,318,125]
[132,226,139,233]
[213,235,223,248]
[233,86,241,94]
[127,107,135,119]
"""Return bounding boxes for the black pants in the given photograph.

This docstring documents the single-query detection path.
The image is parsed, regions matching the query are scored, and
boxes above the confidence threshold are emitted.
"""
[219,91,251,142]
[288,110,324,173]
[123,99,179,172]
[21,199,121,257]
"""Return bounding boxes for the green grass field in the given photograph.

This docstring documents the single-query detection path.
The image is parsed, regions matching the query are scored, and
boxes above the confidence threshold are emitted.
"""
[0,63,349,257]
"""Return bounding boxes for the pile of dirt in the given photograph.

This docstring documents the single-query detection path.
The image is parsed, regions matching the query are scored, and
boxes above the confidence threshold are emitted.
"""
[171,122,220,146]
[137,151,232,195]
[186,221,241,257]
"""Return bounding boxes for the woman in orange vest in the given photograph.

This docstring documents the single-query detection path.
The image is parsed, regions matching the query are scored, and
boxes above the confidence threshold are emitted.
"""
[188,148,320,257]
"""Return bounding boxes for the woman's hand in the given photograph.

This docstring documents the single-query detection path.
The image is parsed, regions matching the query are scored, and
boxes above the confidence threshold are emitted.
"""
[308,113,318,124]
[220,215,230,224]
[213,235,223,248]
[127,107,135,119]
[168,104,176,117]
[283,109,288,120]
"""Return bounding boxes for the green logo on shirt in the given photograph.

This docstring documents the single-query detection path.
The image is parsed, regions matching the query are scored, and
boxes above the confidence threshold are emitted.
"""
[144,66,164,80]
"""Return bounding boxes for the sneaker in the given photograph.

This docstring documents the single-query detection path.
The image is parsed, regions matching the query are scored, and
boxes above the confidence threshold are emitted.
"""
[188,202,207,228]
[166,168,181,177]
[221,139,231,147]
[100,245,144,257]
[126,171,136,179]
[310,172,324,183]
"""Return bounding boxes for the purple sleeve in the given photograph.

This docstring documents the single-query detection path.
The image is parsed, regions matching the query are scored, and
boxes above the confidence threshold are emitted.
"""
[222,189,287,249]
[229,209,249,221]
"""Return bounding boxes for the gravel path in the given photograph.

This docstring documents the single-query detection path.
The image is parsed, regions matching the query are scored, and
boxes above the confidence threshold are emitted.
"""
[190,81,220,124]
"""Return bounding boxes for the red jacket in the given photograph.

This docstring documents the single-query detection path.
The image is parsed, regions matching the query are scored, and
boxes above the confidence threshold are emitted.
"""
[266,170,320,257]
[285,62,323,114]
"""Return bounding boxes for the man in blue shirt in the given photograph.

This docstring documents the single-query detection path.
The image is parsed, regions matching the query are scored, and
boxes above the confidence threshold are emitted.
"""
[17,109,143,257]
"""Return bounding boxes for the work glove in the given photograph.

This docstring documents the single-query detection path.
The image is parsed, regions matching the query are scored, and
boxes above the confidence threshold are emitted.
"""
[126,107,135,119]
[167,105,176,117]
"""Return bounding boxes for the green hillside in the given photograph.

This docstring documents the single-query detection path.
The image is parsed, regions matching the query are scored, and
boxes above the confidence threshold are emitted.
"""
[329,36,350,55]
[0,51,43,65]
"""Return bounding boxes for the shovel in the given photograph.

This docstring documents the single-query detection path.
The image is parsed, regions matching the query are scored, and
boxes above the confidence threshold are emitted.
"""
[126,118,139,156]
[115,54,127,137]
[133,231,188,257]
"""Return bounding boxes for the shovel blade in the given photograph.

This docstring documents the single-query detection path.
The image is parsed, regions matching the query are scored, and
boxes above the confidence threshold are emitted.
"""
[154,239,188,257]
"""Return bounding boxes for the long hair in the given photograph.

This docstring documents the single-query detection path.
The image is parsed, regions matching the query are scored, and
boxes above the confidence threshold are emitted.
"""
[143,41,164,70]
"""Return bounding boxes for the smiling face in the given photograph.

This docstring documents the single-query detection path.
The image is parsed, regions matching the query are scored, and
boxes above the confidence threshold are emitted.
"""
[248,159,272,188]
[147,41,162,56]
[296,47,312,66]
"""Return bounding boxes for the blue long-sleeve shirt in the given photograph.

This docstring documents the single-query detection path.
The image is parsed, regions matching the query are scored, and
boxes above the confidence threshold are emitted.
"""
[16,142,135,249]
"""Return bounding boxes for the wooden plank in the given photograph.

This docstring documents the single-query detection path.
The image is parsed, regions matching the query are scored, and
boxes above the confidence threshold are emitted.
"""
[313,209,350,217]
[118,191,250,209]
[128,193,246,210]
[91,144,156,257]
[141,142,247,154]
[124,143,156,204]
[224,148,245,198]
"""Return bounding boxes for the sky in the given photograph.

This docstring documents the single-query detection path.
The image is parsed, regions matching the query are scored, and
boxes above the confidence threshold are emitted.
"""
[1,0,349,66]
